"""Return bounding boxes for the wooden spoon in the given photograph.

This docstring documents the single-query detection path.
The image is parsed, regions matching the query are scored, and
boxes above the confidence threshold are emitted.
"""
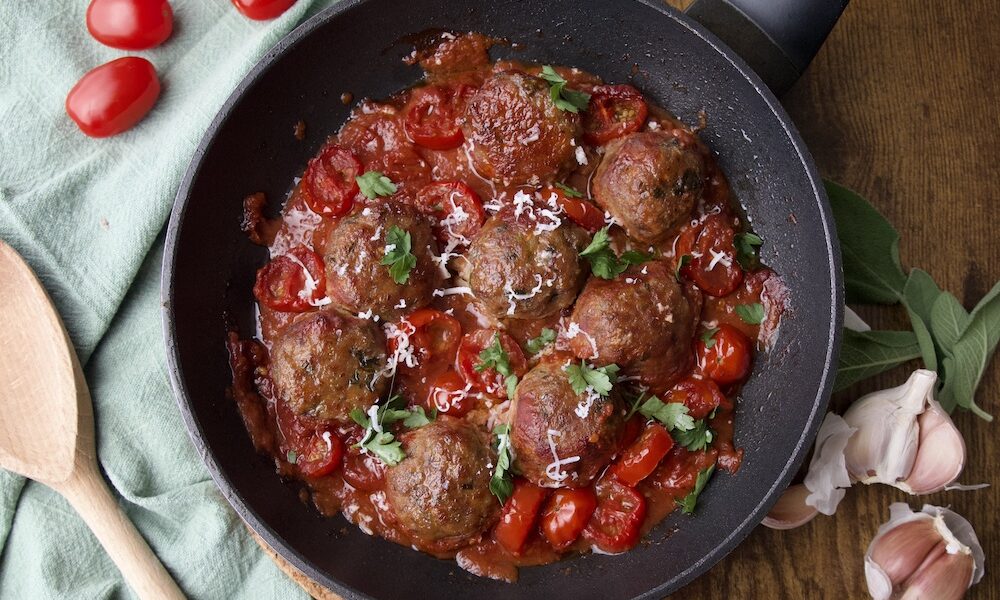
[0,240,184,600]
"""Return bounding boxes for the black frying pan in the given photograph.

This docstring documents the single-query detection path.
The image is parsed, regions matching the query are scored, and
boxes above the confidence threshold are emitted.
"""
[162,1,845,597]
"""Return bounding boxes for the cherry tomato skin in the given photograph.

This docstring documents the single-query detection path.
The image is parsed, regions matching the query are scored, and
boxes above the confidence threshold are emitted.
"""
[582,85,648,145]
[697,324,753,385]
[403,85,471,150]
[388,308,463,368]
[456,330,528,399]
[584,478,647,554]
[544,186,605,232]
[65,57,160,138]
[342,448,386,492]
[678,214,744,297]
[427,369,474,416]
[664,376,725,420]
[611,423,674,487]
[539,488,598,551]
[252,246,326,312]
[414,181,486,243]
[297,429,344,478]
[86,0,173,50]
[494,480,549,555]
[300,145,362,217]
[231,0,296,20]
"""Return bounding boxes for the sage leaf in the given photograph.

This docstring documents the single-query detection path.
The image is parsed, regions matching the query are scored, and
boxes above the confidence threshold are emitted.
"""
[930,292,971,357]
[826,180,907,304]
[835,329,922,391]
[937,281,1000,420]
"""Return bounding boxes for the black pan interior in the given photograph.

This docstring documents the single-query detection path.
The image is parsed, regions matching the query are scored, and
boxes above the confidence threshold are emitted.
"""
[162,0,842,598]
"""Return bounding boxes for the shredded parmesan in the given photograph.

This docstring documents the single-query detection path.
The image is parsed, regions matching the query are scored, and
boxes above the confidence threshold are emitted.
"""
[504,274,544,315]
[284,252,332,307]
[431,382,474,413]
[603,211,622,227]
[544,429,581,483]
[574,387,601,419]
[433,286,474,297]
[575,146,588,165]
[564,321,598,359]
[707,248,732,270]
[380,320,419,377]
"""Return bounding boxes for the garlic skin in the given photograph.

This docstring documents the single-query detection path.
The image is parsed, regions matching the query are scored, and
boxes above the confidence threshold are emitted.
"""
[842,370,966,494]
[762,484,818,530]
[865,503,984,600]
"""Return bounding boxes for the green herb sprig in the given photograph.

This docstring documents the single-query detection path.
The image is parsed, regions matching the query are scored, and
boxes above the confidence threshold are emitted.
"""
[580,227,651,279]
[349,395,435,466]
[380,225,417,284]
[525,328,557,355]
[678,465,716,514]
[565,361,619,396]
[490,424,514,504]
[476,334,519,399]
[539,65,591,113]
[356,171,397,199]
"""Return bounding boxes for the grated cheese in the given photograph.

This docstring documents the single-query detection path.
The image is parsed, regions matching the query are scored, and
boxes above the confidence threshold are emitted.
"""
[433,286,474,297]
[707,248,732,271]
[544,429,581,483]
[564,321,598,359]
[575,146,588,165]
[574,387,601,419]
[504,274,544,315]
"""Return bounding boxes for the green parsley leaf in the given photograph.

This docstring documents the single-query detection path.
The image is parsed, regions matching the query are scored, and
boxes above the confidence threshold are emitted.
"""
[733,232,763,270]
[554,182,584,198]
[673,419,714,451]
[356,171,397,199]
[540,65,591,113]
[380,225,417,284]
[701,327,719,348]
[735,303,765,325]
[476,334,513,377]
[620,250,653,265]
[565,361,619,396]
[286,450,298,464]
[677,465,715,514]
[361,432,406,466]
[580,227,648,279]
[402,405,435,428]
[525,328,557,355]
[490,424,514,504]
[505,374,519,400]
[635,395,696,432]
[349,407,370,429]
[675,254,692,281]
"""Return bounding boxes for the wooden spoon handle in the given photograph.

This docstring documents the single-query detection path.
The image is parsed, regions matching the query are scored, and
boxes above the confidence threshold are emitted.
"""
[56,462,185,600]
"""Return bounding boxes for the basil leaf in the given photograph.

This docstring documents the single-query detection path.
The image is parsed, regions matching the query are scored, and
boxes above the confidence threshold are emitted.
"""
[930,293,971,356]
[677,465,715,514]
[835,329,922,391]
[826,180,907,304]
[735,303,765,325]
[356,171,397,199]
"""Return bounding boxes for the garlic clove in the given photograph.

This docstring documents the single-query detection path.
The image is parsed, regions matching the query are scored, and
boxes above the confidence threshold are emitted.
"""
[762,484,818,530]
[803,412,856,514]
[898,545,974,600]
[897,398,966,494]
[867,516,940,586]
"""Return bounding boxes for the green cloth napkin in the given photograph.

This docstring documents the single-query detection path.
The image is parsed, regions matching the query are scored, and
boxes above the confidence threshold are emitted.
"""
[0,1,339,597]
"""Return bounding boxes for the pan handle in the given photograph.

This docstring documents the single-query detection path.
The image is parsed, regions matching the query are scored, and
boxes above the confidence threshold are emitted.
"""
[683,0,848,96]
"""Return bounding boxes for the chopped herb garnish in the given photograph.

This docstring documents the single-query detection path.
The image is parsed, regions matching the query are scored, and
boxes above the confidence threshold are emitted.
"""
[490,424,515,504]
[678,465,715,514]
[735,302,766,325]
[554,182,584,198]
[565,361,619,396]
[476,334,519,398]
[675,254,692,281]
[701,327,719,349]
[380,225,417,284]
[526,327,557,355]
[356,171,397,199]
[672,419,714,451]
[580,227,651,279]
[286,450,298,464]
[734,232,763,270]
[349,395,434,466]
[539,65,591,113]
[630,394,696,433]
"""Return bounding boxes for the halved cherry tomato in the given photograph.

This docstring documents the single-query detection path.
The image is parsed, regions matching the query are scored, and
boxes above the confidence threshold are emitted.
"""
[540,488,598,551]
[584,477,647,554]
[297,428,344,478]
[388,308,463,368]
[427,369,474,416]
[414,181,486,243]
[664,376,725,420]
[231,0,296,20]
[696,324,753,385]
[456,330,528,398]
[619,415,644,450]
[677,213,744,297]
[66,57,160,138]
[582,85,648,145]
[544,186,605,232]
[342,448,387,492]
[494,480,549,555]
[404,85,474,150]
[610,423,674,487]
[86,0,173,50]
[253,245,326,312]
[300,145,362,217]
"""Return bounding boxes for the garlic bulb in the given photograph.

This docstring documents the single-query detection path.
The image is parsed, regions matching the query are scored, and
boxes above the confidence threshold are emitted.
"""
[866,503,984,600]
[843,369,965,494]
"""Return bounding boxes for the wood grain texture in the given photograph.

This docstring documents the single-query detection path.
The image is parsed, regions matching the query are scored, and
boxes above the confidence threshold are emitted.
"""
[259,1,999,597]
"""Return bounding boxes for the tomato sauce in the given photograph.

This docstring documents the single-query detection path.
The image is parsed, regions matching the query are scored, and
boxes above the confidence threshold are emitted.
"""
[227,32,784,582]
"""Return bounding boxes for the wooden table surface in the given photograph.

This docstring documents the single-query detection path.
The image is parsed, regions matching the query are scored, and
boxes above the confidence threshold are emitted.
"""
[262,1,1000,597]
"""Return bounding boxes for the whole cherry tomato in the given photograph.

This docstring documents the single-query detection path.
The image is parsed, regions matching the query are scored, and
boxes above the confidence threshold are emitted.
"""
[676,213,744,297]
[414,181,486,243]
[341,448,386,492]
[494,480,549,555]
[582,85,648,145]
[427,369,474,416]
[664,376,726,420]
[610,423,674,487]
[696,324,753,385]
[296,428,344,478]
[544,185,605,232]
[388,308,463,370]
[539,488,598,551]
[456,330,528,399]
[65,57,160,138]
[86,0,173,50]
[231,0,296,20]
[300,145,362,217]
[403,85,473,150]
[583,477,647,554]
[252,245,326,312]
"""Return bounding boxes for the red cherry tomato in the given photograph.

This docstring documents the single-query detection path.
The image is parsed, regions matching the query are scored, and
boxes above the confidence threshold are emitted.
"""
[664,377,726,420]
[543,186,605,232]
[696,324,753,385]
[456,330,528,399]
[582,85,648,145]
[300,145,362,217]
[403,85,472,150]
[414,181,486,243]
[86,0,173,50]
[252,245,326,312]
[427,369,474,416]
[231,0,296,20]
[539,488,598,551]
[388,308,463,368]
[296,428,344,478]
[65,57,160,138]
[610,423,674,487]
[583,477,647,554]
[342,448,386,492]
[494,480,549,555]
[677,214,744,297]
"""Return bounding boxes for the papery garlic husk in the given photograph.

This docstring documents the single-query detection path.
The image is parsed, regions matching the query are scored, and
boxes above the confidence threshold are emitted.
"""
[842,369,966,494]
[865,503,985,600]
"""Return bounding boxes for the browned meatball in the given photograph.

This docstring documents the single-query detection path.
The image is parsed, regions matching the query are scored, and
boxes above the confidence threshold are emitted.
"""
[384,417,499,552]
[463,71,581,185]
[592,131,705,243]
[510,360,626,488]
[568,261,701,393]
[270,309,387,422]
[324,202,443,320]
[467,209,588,320]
